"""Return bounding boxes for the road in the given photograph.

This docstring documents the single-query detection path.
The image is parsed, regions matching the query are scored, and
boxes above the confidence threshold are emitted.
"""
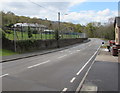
[1,38,102,92]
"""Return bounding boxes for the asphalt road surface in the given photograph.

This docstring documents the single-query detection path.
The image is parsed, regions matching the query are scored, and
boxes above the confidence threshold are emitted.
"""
[1,38,102,92]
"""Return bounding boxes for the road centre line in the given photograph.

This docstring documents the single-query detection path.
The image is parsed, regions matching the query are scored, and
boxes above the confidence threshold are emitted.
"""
[70,77,76,83]
[27,60,50,69]
[58,55,67,59]
[70,53,73,55]
[0,73,9,78]
[60,51,64,52]
[77,50,81,52]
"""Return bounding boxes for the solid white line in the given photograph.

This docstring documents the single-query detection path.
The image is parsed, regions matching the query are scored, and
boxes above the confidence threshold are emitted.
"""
[70,77,76,83]
[0,74,9,78]
[75,46,101,93]
[28,60,50,69]
[76,51,97,75]
[62,88,68,92]
[76,60,96,93]
[58,55,67,59]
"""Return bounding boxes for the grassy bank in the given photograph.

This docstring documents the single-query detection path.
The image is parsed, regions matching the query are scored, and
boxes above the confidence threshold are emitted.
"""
[0,49,17,56]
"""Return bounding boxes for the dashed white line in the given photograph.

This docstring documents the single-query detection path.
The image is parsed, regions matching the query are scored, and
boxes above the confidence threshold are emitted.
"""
[70,77,76,83]
[88,44,91,46]
[60,51,64,52]
[77,50,81,52]
[27,60,50,69]
[70,53,73,55]
[62,88,68,92]
[0,74,9,78]
[58,55,67,59]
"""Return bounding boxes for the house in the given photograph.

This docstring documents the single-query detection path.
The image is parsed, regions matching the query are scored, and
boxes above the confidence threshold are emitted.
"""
[14,23,48,32]
[114,17,120,45]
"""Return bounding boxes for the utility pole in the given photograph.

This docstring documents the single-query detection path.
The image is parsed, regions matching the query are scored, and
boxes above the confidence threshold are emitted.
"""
[56,12,60,48]
[58,12,60,31]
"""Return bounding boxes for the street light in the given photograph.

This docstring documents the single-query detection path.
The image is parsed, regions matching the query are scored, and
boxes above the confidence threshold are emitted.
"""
[55,12,61,48]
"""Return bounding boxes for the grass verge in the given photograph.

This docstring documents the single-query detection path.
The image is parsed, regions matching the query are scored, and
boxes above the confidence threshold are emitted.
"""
[0,49,18,56]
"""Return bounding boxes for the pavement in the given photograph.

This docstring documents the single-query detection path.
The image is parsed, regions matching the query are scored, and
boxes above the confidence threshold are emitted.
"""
[2,39,90,63]
[80,47,119,92]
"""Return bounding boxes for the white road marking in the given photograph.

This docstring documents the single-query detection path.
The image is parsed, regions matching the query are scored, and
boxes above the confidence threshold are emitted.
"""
[62,88,68,92]
[75,46,101,93]
[58,55,67,59]
[0,74,9,78]
[70,53,73,55]
[76,60,96,93]
[88,44,91,46]
[60,51,64,52]
[77,50,81,52]
[28,60,50,69]
[76,51,97,75]
[113,57,118,62]
[70,77,76,83]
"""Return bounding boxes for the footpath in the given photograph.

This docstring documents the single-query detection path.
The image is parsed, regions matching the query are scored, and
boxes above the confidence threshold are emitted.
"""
[80,46,119,93]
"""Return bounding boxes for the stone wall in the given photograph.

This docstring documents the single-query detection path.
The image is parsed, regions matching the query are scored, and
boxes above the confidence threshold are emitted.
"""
[2,38,88,53]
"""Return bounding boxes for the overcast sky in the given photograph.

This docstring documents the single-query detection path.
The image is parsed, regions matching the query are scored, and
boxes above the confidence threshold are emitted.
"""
[0,0,119,25]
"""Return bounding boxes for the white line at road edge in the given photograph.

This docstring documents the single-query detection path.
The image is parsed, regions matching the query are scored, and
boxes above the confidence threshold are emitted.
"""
[0,74,9,78]
[75,46,101,93]
[27,60,50,69]
[76,47,100,76]
[70,77,76,83]
[61,88,68,92]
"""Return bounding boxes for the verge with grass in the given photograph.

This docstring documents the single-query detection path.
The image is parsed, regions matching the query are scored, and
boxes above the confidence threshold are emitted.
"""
[0,49,18,56]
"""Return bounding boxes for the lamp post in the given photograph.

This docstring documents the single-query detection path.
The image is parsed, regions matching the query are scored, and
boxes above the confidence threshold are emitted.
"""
[55,12,61,48]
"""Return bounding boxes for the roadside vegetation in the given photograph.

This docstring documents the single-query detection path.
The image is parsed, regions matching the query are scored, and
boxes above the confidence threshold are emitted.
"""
[0,49,18,56]
[0,11,115,54]
[1,11,115,40]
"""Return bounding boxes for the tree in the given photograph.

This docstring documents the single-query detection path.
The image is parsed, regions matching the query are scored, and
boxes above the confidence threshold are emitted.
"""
[86,23,96,38]
[28,26,32,38]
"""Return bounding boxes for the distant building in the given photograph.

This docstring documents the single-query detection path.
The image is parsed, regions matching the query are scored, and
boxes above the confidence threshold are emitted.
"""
[14,23,47,32]
[114,17,120,45]
[43,29,54,34]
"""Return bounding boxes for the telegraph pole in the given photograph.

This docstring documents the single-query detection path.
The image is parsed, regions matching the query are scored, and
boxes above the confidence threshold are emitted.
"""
[56,12,60,48]
[58,12,60,31]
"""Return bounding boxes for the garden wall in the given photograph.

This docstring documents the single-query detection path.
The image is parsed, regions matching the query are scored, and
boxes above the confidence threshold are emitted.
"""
[2,38,88,53]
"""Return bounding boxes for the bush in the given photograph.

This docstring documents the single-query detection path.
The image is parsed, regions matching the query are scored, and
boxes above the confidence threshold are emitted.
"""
[5,30,13,34]
[0,28,6,38]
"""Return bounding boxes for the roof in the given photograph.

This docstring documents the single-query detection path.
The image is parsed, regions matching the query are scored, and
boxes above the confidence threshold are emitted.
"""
[114,17,120,27]
[14,23,47,28]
